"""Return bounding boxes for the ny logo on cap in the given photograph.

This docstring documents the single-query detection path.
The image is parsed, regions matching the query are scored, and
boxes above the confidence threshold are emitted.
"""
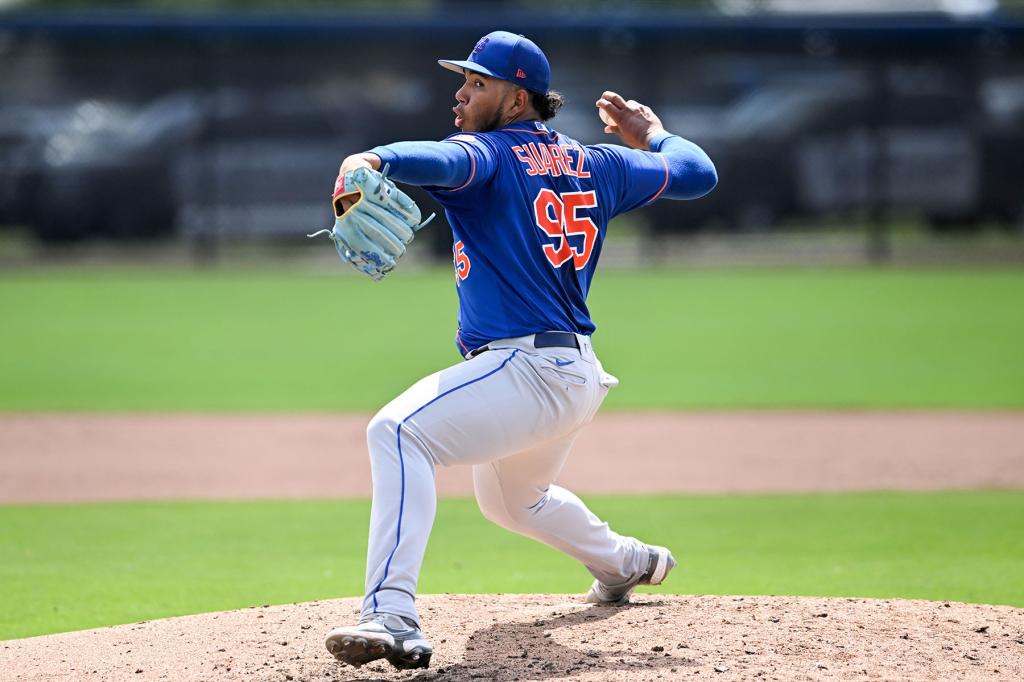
[472,37,490,55]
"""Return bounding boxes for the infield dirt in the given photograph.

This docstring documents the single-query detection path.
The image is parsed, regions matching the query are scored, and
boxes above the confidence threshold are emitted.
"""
[3,594,1022,681]
[2,412,1023,502]
[3,412,1023,680]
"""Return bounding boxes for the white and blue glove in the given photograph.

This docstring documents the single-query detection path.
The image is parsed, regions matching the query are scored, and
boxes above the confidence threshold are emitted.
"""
[308,165,434,281]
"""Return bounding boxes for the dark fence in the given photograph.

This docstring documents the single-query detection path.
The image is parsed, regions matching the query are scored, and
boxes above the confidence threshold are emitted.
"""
[1,11,1023,259]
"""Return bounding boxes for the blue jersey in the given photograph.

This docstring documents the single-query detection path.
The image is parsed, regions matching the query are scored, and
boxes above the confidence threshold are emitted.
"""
[425,121,671,355]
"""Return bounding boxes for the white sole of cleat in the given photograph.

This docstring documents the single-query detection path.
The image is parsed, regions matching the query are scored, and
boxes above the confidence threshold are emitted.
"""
[648,548,676,585]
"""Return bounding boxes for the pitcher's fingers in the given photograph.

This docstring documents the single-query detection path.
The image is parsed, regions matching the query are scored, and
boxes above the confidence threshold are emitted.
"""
[600,91,627,109]
[596,99,622,122]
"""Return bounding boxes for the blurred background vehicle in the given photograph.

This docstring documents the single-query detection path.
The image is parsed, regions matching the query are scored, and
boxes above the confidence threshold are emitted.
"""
[0,1,1022,259]
[650,63,1024,234]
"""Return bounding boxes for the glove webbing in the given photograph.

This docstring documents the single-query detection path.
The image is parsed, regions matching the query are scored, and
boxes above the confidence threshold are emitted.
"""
[307,164,436,242]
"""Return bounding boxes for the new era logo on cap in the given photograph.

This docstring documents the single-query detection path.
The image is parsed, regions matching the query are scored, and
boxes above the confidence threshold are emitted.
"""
[516,68,526,78]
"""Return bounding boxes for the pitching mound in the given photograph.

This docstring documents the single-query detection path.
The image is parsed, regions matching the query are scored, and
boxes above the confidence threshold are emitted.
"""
[3,595,1022,681]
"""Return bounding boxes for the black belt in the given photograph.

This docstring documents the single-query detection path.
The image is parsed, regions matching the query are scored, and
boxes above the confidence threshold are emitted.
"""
[468,331,580,358]
[533,331,581,350]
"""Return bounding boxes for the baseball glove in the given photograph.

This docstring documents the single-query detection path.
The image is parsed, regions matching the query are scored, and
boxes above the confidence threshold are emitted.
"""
[308,165,434,281]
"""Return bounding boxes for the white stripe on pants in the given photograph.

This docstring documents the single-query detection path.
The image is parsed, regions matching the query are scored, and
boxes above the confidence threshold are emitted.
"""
[359,334,645,625]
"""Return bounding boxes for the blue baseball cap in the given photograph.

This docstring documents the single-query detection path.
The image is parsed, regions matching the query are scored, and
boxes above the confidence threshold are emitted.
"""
[438,31,550,95]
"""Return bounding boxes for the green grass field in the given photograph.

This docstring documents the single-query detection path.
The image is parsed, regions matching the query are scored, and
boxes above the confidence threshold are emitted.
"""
[2,265,1021,641]
[1,266,1022,410]
[2,491,1022,640]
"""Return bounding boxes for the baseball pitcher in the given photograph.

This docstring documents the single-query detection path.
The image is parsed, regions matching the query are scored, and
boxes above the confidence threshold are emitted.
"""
[315,31,717,670]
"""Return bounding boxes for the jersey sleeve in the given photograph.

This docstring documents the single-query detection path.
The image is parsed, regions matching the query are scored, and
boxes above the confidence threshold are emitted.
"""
[369,140,472,188]
[648,132,718,200]
[432,132,500,194]
[585,143,670,218]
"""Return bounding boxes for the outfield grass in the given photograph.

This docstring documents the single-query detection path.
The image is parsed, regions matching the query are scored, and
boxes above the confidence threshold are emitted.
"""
[1,491,1022,640]
[0,266,1021,410]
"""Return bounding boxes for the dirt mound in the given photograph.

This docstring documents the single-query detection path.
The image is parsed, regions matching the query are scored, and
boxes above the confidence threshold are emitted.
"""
[3,595,1022,681]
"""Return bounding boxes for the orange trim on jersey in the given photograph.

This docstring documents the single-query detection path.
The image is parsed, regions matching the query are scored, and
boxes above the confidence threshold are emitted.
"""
[645,154,671,205]
[441,139,477,193]
[457,331,470,356]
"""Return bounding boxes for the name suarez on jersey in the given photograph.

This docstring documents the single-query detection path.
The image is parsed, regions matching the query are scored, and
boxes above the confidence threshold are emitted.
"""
[511,143,590,179]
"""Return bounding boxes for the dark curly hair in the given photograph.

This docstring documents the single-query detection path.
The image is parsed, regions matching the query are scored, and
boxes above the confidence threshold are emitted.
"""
[531,90,565,121]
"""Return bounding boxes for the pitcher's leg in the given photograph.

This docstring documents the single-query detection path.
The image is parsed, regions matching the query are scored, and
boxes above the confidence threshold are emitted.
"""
[472,436,647,587]
[359,348,558,625]
[361,409,437,625]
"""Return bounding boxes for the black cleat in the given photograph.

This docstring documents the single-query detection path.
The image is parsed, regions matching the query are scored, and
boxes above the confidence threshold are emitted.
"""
[325,613,433,670]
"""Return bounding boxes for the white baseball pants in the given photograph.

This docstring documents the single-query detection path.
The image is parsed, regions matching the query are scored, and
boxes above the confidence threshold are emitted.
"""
[358,333,648,626]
